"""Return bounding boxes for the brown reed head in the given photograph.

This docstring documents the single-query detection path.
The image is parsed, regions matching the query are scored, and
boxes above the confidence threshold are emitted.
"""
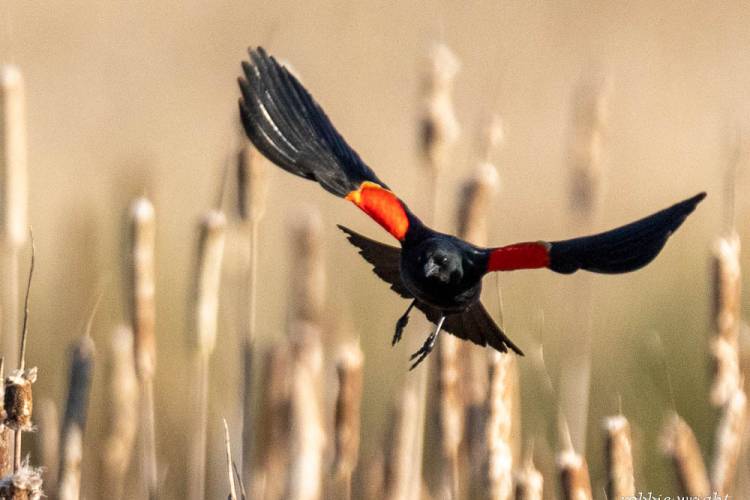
[128,197,156,381]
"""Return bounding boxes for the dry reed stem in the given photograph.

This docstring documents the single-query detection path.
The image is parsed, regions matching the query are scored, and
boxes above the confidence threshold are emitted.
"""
[224,419,238,500]
[100,326,138,500]
[514,452,542,500]
[289,210,325,325]
[188,210,227,500]
[660,413,710,497]
[484,352,515,500]
[603,415,635,499]
[128,197,158,499]
[384,387,419,500]
[284,322,325,500]
[361,450,385,500]
[238,142,268,491]
[58,335,95,500]
[252,343,292,500]
[332,341,363,499]
[435,334,461,500]
[710,233,742,407]
[35,398,57,491]
[711,385,747,494]
[0,65,29,406]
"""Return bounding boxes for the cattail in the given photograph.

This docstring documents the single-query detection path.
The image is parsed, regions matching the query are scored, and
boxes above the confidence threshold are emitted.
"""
[252,344,292,500]
[456,161,501,247]
[4,367,36,473]
[557,420,592,500]
[0,359,9,478]
[127,197,158,499]
[660,413,710,497]
[284,322,325,500]
[384,387,419,500]
[58,335,95,500]
[35,398,58,491]
[435,333,462,500]
[0,65,28,390]
[603,415,635,499]
[289,209,325,325]
[332,341,364,500]
[484,353,516,500]
[188,210,227,500]
[236,143,268,225]
[0,462,43,500]
[100,326,138,500]
[514,451,543,500]
[566,70,610,217]
[711,386,747,494]
[710,233,741,407]
[419,43,460,178]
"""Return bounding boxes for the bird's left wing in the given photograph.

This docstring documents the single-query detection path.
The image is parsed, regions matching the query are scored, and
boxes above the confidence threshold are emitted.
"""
[239,47,420,242]
[485,192,706,274]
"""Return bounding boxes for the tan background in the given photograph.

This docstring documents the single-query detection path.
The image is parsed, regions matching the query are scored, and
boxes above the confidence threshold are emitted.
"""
[2,1,748,498]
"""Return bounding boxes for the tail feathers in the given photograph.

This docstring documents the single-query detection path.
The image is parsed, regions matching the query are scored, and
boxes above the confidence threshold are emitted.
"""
[419,302,523,356]
[548,192,705,274]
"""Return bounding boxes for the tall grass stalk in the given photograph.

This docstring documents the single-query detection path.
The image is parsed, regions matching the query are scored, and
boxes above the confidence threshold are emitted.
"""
[100,326,138,500]
[188,210,227,500]
[660,413,710,496]
[236,143,268,490]
[332,341,363,500]
[128,197,158,499]
[514,451,543,500]
[603,415,635,499]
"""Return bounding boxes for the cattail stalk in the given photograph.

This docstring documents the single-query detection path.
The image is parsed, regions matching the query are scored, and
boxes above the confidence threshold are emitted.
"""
[284,323,325,500]
[414,42,460,500]
[709,234,741,407]
[384,387,419,500]
[559,70,610,454]
[0,359,10,478]
[237,143,268,490]
[188,210,227,500]
[484,353,515,500]
[603,415,635,499]
[100,326,138,500]
[332,342,363,500]
[711,386,747,494]
[128,197,158,499]
[0,65,28,371]
[252,344,291,500]
[57,335,95,500]
[660,413,710,497]
[514,452,543,500]
[557,419,592,500]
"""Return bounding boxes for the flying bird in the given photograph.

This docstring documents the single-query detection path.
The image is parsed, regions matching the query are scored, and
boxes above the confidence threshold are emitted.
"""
[237,47,705,369]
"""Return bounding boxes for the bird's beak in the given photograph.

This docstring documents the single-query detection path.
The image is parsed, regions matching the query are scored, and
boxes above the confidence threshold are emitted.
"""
[424,261,440,278]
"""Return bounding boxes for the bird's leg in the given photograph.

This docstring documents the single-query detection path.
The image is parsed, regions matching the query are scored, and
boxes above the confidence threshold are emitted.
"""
[393,300,416,346]
[409,315,446,370]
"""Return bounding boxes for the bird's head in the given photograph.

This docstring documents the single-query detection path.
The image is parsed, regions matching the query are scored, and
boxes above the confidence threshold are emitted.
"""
[419,244,463,285]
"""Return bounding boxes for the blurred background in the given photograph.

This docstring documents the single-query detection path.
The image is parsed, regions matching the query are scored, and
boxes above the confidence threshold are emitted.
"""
[1,1,749,499]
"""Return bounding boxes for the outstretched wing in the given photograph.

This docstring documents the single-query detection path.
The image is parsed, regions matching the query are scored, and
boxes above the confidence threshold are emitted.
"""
[485,192,706,274]
[337,225,411,298]
[419,302,523,355]
[239,47,420,241]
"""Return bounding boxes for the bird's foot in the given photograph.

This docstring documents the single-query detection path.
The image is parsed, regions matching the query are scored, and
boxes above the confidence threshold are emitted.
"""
[393,315,409,346]
[408,334,437,370]
[393,300,416,346]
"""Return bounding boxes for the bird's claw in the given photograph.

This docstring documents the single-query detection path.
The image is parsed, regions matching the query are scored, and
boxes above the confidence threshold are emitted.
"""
[408,334,436,370]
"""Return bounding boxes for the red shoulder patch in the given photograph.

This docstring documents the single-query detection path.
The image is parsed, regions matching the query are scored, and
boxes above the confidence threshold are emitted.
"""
[487,242,550,272]
[346,182,409,241]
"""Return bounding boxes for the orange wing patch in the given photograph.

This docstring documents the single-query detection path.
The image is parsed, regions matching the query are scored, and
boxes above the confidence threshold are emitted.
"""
[345,181,410,241]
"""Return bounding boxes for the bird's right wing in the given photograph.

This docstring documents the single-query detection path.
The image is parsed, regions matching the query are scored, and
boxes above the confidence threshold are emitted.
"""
[239,47,421,242]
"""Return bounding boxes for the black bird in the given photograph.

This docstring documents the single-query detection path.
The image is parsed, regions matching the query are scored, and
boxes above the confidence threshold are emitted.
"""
[237,47,705,369]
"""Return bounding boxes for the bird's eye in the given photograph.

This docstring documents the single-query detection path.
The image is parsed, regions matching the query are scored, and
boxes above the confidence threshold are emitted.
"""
[435,255,447,266]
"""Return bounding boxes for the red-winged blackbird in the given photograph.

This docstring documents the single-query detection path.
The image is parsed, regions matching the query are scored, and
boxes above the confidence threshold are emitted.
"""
[238,47,705,369]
